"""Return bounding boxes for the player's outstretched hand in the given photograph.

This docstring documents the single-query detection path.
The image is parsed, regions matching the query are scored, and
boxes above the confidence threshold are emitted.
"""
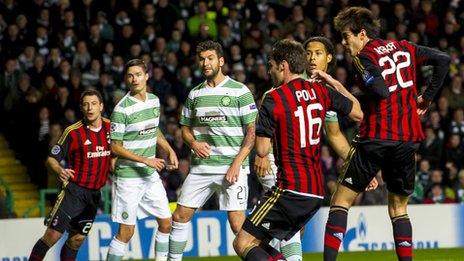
[365,177,378,191]
[310,70,335,87]
[59,168,75,182]
[254,155,271,177]
[225,162,240,184]
[166,152,179,171]
[145,158,165,172]
[191,141,211,158]
[416,95,432,116]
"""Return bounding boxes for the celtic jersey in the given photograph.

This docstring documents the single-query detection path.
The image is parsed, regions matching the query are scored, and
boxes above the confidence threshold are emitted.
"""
[181,76,257,174]
[111,93,160,178]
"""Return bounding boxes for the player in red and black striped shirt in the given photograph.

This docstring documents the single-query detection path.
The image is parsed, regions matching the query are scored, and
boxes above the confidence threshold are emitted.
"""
[29,89,111,261]
[323,7,450,261]
[233,39,363,261]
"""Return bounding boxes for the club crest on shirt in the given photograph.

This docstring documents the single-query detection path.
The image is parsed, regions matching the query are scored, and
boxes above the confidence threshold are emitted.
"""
[122,211,129,220]
[220,96,231,106]
[51,145,61,155]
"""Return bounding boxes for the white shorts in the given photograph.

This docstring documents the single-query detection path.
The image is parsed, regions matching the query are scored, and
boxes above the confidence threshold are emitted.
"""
[111,175,171,225]
[178,172,248,211]
[258,154,278,191]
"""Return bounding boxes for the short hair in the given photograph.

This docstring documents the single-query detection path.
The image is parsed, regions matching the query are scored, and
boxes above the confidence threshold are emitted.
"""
[80,89,103,105]
[124,58,147,74]
[268,39,307,74]
[304,36,336,71]
[196,40,224,58]
[334,7,380,38]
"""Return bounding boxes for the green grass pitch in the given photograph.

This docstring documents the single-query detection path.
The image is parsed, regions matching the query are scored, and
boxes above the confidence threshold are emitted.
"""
[172,248,464,260]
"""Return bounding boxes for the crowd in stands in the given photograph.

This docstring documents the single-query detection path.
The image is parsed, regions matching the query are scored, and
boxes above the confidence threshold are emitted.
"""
[1,0,464,216]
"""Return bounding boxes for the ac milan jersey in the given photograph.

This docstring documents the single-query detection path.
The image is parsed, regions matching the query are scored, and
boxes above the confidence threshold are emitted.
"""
[50,119,111,190]
[256,78,353,196]
[353,39,449,142]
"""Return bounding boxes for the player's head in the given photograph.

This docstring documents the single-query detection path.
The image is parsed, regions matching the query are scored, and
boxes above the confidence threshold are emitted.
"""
[124,58,149,94]
[304,36,335,73]
[80,89,103,122]
[196,40,224,81]
[334,7,380,56]
[268,39,307,86]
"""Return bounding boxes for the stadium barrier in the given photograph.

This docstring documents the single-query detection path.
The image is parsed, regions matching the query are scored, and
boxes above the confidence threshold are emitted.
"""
[1,204,463,260]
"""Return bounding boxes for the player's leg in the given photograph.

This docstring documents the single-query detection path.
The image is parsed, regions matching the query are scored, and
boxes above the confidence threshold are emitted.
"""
[324,142,381,261]
[222,171,248,234]
[62,189,100,260]
[29,228,63,261]
[384,142,418,261]
[233,188,283,260]
[61,231,86,260]
[30,182,82,260]
[141,176,173,261]
[169,174,215,261]
[107,177,144,261]
[280,231,302,261]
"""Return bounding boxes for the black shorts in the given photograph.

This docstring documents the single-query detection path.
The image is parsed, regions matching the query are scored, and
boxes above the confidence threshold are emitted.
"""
[45,182,101,235]
[340,139,419,196]
[242,187,322,241]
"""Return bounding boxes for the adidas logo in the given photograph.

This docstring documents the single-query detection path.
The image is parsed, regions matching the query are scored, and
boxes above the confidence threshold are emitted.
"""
[398,241,411,247]
[344,177,353,184]
[333,232,344,241]
[261,222,270,230]
[84,139,92,145]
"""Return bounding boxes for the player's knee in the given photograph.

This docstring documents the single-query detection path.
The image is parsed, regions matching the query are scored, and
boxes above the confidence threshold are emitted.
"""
[172,209,192,223]
[67,234,86,249]
[117,225,135,242]
[42,228,63,246]
[232,235,246,256]
[388,194,408,217]
[158,218,172,233]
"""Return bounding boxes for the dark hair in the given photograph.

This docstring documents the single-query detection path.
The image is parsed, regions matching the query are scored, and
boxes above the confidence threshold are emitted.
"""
[196,40,224,58]
[80,89,103,105]
[334,7,380,38]
[268,39,307,74]
[304,36,336,72]
[124,58,147,74]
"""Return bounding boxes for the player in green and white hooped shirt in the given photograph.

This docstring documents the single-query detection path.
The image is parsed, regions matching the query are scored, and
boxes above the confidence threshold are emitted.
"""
[107,59,179,261]
[254,37,376,261]
[168,41,257,261]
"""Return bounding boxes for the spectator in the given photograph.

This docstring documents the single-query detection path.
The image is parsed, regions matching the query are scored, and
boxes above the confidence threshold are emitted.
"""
[418,127,442,168]
[441,75,464,111]
[423,183,456,204]
[454,170,464,203]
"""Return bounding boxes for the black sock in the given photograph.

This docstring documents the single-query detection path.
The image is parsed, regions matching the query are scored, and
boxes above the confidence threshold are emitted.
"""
[244,246,272,261]
[324,206,348,261]
[29,239,50,261]
[392,214,412,261]
[60,242,78,261]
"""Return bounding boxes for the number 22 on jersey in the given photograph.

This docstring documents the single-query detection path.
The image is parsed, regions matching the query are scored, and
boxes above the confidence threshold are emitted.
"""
[379,51,413,92]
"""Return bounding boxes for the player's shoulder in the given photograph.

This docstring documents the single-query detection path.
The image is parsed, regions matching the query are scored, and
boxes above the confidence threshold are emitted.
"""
[64,120,84,134]
[113,92,132,110]
[102,117,111,126]
[223,76,246,89]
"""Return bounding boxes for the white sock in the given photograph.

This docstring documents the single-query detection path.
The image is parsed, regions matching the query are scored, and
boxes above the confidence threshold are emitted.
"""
[280,231,302,261]
[168,221,189,261]
[155,231,170,261]
[107,237,127,261]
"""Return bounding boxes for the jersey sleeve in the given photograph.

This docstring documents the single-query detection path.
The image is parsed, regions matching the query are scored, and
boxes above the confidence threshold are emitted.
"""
[327,88,353,116]
[413,43,451,100]
[180,90,195,127]
[353,55,390,98]
[256,94,276,138]
[238,88,258,125]
[50,130,71,162]
[110,106,126,141]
